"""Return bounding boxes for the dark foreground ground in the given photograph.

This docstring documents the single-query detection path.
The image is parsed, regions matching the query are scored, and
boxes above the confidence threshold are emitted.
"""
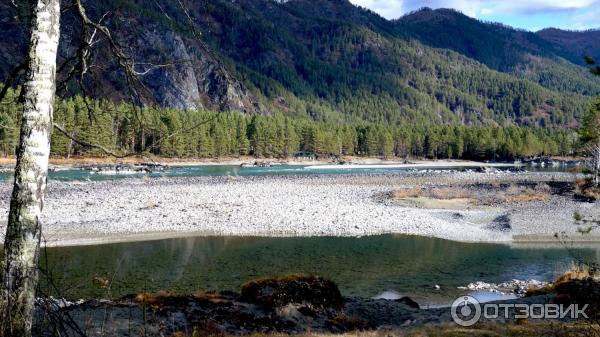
[32,274,600,337]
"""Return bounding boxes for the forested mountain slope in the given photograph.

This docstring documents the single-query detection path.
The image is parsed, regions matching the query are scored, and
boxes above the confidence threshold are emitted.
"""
[0,0,599,128]
[395,8,600,96]
[537,28,600,65]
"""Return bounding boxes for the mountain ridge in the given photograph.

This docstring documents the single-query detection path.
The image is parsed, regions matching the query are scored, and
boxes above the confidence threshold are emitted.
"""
[0,0,598,128]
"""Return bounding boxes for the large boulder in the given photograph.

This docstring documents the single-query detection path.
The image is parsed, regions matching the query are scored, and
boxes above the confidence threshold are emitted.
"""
[239,274,344,314]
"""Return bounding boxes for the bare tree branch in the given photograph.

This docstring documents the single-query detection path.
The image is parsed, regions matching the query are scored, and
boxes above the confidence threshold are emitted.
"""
[53,114,218,159]
[73,0,151,107]
[54,123,129,158]
[153,0,172,21]
[173,0,237,87]
[0,62,27,103]
[584,142,600,186]
[0,122,19,130]
[4,0,217,161]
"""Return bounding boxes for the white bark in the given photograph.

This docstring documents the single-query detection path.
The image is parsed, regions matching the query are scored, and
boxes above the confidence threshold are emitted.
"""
[2,0,60,336]
[593,143,600,186]
[585,142,600,187]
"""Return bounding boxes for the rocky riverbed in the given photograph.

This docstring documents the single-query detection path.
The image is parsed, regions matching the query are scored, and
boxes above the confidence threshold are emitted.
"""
[0,170,598,246]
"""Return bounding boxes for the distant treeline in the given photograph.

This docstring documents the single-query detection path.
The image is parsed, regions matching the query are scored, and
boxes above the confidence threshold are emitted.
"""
[0,91,579,160]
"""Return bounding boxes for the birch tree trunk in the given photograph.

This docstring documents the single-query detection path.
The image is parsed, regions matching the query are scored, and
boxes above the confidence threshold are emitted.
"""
[593,142,600,187]
[2,0,60,336]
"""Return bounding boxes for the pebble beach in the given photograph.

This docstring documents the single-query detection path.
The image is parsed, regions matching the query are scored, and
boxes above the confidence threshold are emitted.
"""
[1,170,597,246]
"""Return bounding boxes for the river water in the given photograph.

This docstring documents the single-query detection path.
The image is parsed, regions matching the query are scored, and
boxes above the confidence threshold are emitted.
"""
[0,163,565,182]
[39,235,599,305]
[0,163,591,305]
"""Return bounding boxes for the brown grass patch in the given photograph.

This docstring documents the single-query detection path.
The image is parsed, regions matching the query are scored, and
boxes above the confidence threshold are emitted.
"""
[504,192,548,203]
[555,263,597,284]
[134,290,171,305]
[192,291,231,304]
[526,265,600,319]
[502,184,550,204]
[390,183,550,206]
[390,187,473,200]
[429,187,474,200]
[390,187,423,199]
[575,179,600,201]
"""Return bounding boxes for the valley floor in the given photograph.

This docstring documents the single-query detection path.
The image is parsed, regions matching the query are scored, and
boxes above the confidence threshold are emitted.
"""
[0,170,597,247]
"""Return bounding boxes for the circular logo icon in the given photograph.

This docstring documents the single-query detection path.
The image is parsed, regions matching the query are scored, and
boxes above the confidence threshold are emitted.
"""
[451,295,481,326]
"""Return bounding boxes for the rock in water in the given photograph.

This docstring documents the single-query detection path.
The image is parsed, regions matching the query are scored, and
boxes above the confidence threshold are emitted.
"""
[394,296,420,309]
[239,274,344,315]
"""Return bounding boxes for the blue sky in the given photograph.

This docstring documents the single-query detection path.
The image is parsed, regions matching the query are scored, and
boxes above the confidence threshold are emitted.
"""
[348,0,600,31]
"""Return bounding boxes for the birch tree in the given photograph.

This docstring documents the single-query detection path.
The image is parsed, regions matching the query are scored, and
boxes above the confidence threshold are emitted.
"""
[0,1,205,334]
[582,57,600,187]
[2,0,60,335]
[587,142,600,186]
[580,98,600,187]
[0,0,141,332]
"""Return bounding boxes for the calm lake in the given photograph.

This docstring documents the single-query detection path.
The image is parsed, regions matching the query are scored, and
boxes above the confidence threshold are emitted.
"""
[39,235,600,305]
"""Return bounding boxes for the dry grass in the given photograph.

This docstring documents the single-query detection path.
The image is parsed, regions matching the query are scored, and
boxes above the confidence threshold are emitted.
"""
[174,321,596,337]
[554,263,597,284]
[429,187,474,200]
[525,268,600,322]
[390,187,474,200]
[390,183,550,206]
[134,290,231,307]
[502,183,550,204]
[391,187,424,199]
[575,179,600,201]
[134,290,171,305]
[504,191,549,203]
[192,291,231,305]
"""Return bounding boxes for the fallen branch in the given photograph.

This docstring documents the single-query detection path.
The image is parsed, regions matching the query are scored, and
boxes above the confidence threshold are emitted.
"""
[53,123,130,158]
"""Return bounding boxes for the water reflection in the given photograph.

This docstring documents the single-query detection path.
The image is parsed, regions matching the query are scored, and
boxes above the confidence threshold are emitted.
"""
[40,235,599,304]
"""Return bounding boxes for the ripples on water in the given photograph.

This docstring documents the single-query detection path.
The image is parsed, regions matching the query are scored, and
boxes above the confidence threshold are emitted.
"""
[0,163,572,182]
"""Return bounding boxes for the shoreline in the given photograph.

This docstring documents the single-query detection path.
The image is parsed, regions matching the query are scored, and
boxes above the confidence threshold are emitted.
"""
[37,231,600,248]
[0,156,525,169]
[37,277,580,336]
[1,170,597,248]
[305,162,518,170]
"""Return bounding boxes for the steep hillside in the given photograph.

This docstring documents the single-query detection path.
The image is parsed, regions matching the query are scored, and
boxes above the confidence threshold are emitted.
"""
[0,0,266,114]
[537,28,600,63]
[396,8,555,71]
[0,0,598,128]
[396,8,600,96]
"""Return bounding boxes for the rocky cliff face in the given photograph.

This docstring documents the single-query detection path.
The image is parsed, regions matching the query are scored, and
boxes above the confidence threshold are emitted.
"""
[138,29,201,110]
[0,5,266,115]
[127,26,265,113]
